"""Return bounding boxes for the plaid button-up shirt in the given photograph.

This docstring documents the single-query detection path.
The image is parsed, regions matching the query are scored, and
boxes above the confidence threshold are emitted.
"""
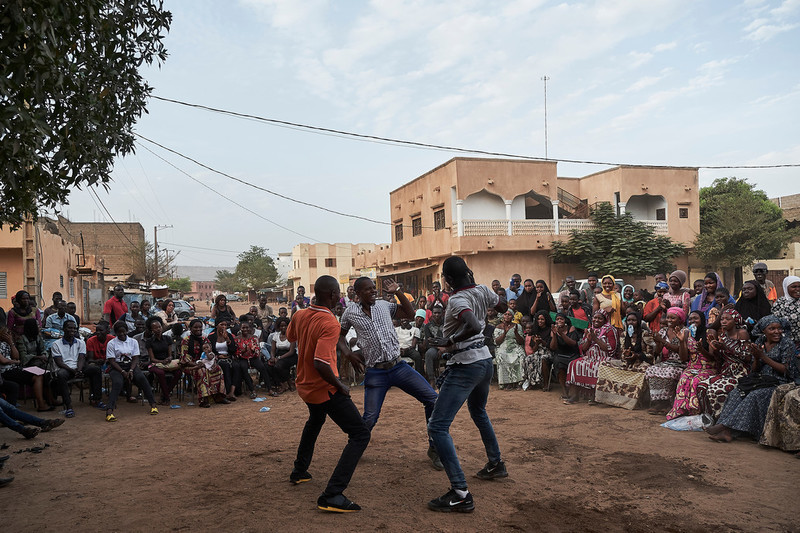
[340,300,399,368]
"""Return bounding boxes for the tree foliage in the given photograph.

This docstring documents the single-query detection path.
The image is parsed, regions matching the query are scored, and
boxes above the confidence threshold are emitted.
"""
[214,269,244,295]
[235,246,278,290]
[167,276,191,293]
[551,202,686,277]
[695,177,794,268]
[0,0,172,228]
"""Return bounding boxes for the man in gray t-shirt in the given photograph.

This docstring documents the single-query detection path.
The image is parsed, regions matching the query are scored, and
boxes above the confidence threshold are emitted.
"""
[426,256,508,513]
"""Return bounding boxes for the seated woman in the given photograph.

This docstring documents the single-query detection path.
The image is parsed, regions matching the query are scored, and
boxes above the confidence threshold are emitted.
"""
[549,313,581,399]
[645,308,689,415]
[665,270,692,319]
[104,321,158,422]
[772,275,800,348]
[696,307,752,420]
[234,321,277,398]
[6,290,41,338]
[666,311,718,420]
[154,299,181,330]
[180,319,228,407]
[210,295,237,326]
[707,315,797,442]
[522,311,554,390]
[206,319,237,401]
[564,309,618,404]
[493,310,525,390]
[269,318,297,393]
[145,316,181,405]
[691,272,735,321]
[1,322,50,410]
[593,275,622,330]
[595,311,656,410]
[735,280,772,334]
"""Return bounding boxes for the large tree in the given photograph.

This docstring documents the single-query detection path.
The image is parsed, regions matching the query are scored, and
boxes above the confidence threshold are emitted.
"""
[235,246,278,290]
[695,177,795,292]
[551,202,686,277]
[0,0,171,228]
[214,269,244,295]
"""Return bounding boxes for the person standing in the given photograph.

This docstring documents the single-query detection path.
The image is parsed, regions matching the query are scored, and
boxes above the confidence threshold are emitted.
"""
[751,262,778,304]
[505,274,522,302]
[102,285,128,325]
[288,275,370,513]
[339,277,441,469]
[426,281,449,309]
[426,256,508,512]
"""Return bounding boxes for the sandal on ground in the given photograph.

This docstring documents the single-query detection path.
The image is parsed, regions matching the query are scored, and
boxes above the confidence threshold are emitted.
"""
[37,406,55,412]
[226,396,237,402]
[268,391,280,397]
[587,400,599,406]
[64,408,75,418]
[562,399,577,405]
[105,413,117,422]
[198,400,211,408]
[249,392,257,399]
[150,407,159,415]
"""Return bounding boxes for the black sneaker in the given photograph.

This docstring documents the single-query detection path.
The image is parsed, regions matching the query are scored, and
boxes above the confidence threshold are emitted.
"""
[20,426,40,440]
[475,460,508,480]
[427,447,444,471]
[289,470,312,485]
[317,493,361,512]
[41,418,65,433]
[427,488,474,513]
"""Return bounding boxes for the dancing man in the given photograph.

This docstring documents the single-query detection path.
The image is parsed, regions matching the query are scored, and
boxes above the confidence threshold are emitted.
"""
[339,277,442,469]
[288,275,371,512]
[426,256,508,512]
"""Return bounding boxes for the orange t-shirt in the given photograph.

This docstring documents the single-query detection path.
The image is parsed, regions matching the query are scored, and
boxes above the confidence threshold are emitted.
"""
[286,305,340,404]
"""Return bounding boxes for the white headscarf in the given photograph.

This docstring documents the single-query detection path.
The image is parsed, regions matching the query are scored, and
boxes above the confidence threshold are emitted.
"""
[782,275,800,301]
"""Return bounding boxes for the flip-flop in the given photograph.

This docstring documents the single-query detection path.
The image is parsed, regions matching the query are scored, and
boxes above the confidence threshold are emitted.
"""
[64,409,75,418]
[105,414,117,422]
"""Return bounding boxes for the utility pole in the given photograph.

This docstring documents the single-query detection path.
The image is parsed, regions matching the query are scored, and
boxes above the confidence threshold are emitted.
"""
[154,225,172,284]
[541,75,550,159]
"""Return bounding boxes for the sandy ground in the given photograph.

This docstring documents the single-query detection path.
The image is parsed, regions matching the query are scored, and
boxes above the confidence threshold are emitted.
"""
[3,377,798,532]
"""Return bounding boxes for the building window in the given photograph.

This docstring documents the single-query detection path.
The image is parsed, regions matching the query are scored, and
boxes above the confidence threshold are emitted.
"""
[309,258,317,268]
[434,209,446,231]
[395,223,403,242]
[412,217,422,236]
[656,208,666,221]
[0,272,6,299]
[679,208,688,219]
[69,278,75,298]
[325,258,336,267]
[59,275,64,288]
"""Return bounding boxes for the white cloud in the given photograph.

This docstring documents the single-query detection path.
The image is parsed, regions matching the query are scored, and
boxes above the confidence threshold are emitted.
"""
[743,0,800,41]
[653,41,677,52]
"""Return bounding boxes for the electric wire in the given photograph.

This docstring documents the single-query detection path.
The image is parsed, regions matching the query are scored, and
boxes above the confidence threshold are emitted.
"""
[89,188,137,247]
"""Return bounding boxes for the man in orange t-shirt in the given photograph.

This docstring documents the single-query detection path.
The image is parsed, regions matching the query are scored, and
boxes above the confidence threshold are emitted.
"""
[287,275,371,513]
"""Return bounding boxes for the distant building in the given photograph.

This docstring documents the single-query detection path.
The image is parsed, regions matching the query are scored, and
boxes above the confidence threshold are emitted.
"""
[355,157,699,296]
[186,281,216,301]
[288,243,381,296]
[59,217,145,284]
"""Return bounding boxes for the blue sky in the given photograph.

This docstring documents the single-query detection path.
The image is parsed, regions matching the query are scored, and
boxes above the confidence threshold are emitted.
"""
[57,0,800,267]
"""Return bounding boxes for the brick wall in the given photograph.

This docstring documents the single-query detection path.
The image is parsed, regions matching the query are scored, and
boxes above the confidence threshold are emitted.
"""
[61,222,145,279]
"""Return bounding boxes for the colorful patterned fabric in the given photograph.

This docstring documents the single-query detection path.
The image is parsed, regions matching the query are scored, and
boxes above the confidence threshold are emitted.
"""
[666,336,718,419]
[493,323,524,385]
[759,384,800,451]
[696,331,750,420]
[645,328,686,402]
[595,360,649,409]
[566,323,618,390]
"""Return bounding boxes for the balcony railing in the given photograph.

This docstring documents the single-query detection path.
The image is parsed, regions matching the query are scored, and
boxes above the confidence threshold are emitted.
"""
[455,218,668,237]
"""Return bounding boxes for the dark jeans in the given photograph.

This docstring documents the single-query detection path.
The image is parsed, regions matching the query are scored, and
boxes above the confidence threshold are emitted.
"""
[424,348,441,382]
[275,354,297,384]
[363,361,438,445]
[148,364,181,400]
[218,358,234,392]
[293,391,371,496]
[427,358,501,490]
[0,379,20,405]
[84,364,104,401]
[0,397,46,434]
[108,367,155,409]
[233,358,275,392]
[54,368,74,409]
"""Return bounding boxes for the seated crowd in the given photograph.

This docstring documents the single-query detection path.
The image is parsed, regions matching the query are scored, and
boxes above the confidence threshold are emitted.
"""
[1,268,798,460]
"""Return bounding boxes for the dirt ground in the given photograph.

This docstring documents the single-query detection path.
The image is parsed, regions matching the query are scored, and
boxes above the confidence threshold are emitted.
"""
[3,378,798,532]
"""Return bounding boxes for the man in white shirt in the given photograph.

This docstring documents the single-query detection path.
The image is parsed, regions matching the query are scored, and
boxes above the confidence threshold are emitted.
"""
[51,321,85,418]
[394,318,422,371]
[103,320,158,421]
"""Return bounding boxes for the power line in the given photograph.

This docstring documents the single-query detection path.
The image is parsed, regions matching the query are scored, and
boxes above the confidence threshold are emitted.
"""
[159,241,242,253]
[151,94,800,170]
[89,188,137,246]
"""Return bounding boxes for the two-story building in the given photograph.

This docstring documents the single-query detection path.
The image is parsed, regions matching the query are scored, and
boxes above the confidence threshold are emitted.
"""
[355,157,699,296]
[288,243,381,297]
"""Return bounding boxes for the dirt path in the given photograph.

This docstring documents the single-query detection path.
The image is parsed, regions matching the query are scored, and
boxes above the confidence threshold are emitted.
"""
[3,382,797,532]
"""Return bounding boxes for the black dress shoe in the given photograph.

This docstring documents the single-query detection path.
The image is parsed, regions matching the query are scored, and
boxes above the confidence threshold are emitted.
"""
[0,476,13,488]
[0,455,9,463]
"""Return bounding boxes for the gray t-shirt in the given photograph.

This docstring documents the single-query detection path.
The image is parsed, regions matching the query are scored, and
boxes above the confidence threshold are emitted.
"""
[443,284,498,365]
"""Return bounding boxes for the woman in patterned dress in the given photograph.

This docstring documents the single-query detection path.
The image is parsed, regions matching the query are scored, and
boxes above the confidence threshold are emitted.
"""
[179,319,228,407]
[707,315,797,442]
[666,311,718,419]
[645,307,688,415]
[493,310,524,389]
[522,311,553,390]
[593,275,623,330]
[665,270,692,320]
[564,309,618,404]
[696,307,751,420]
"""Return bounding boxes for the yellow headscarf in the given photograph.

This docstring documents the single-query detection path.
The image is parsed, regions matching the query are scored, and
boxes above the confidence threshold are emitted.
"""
[598,274,623,329]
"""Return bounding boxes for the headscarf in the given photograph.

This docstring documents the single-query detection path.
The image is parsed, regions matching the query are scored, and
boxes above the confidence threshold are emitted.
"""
[694,272,723,314]
[531,310,553,344]
[622,284,635,303]
[669,270,687,287]
[12,290,33,315]
[721,307,743,327]
[666,307,686,324]
[735,280,771,324]
[601,275,616,294]
[752,314,791,338]
[594,308,609,322]
[783,275,800,301]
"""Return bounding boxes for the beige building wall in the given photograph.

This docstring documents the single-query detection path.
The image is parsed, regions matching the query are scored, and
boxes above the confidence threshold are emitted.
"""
[356,157,699,296]
[289,243,381,297]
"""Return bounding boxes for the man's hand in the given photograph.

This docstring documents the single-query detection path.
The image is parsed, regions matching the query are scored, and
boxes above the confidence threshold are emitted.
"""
[348,351,365,374]
[383,278,399,295]
[337,381,351,397]
[428,336,453,348]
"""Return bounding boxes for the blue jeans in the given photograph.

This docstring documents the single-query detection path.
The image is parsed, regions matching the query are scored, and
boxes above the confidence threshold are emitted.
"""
[0,397,46,434]
[363,361,438,443]
[427,358,501,490]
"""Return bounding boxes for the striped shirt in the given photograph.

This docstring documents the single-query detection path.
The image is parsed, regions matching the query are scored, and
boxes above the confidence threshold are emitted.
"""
[340,299,399,367]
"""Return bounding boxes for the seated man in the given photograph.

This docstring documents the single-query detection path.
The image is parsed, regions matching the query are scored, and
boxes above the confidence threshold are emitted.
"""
[0,374,64,439]
[43,300,77,350]
[394,318,422,373]
[84,321,111,407]
[50,321,86,418]
[421,305,445,387]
